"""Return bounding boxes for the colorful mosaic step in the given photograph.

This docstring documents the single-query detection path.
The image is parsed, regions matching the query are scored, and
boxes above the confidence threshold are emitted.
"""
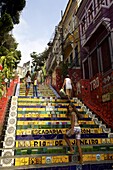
[0,84,113,169]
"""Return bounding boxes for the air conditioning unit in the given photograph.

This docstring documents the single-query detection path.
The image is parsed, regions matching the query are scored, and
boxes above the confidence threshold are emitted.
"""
[3,136,15,148]
[1,150,14,167]
[9,111,17,117]
[8,117,16,125]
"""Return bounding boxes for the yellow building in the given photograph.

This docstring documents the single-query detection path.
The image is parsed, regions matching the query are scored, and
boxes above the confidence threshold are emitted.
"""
[59,0,81,68]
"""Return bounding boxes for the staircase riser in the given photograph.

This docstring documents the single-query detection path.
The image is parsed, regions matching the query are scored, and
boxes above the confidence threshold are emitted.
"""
[16,138,112,148]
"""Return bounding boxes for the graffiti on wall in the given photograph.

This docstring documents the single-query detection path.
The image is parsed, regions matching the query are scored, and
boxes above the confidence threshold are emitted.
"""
[90,77,99,91]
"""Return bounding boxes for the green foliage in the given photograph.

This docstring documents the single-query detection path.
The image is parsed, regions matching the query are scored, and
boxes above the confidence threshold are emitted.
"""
[0,46,9,56]
[1,0,26,24]
[14,0,26,11]
[31,48,49,66]
[0,49,21,78]
[30,49,49,82]
[30,50,45,70]
[0,33,18,53]
[0,0,25,98]
[0,13,13,34]
[0,72,5,98]
[2,33,18,49]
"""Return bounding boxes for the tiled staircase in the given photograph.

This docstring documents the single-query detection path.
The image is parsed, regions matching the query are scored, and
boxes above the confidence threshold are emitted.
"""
[0,83,113,170]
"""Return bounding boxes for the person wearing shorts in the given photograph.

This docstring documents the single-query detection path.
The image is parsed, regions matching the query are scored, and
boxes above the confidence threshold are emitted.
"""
[62,75,73,99]
[64,102,83,164]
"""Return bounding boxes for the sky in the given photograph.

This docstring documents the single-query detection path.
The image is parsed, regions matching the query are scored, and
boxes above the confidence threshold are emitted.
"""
[13,0,69,66]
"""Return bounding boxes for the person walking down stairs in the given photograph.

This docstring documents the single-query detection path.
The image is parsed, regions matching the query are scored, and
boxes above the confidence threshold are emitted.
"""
[25,70,32,96]
[64,102,83,164]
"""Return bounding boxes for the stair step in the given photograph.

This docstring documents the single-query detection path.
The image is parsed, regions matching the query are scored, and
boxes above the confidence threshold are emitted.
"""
[16,128,103,135]
[15,138,113,147]
[1,84,113,169]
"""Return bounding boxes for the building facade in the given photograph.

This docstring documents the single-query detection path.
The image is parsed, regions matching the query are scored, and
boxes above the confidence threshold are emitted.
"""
[76,0,113,128]
[46,0,82,93]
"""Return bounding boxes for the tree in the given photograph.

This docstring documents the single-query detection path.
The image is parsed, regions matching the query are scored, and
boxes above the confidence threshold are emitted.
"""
[0,13,13,35]
[0,50,18,78]
[0,0,25,98]
[30,48,49,68]
[0,33,21,67]
[0,33,18,49]
[1,0,26,24]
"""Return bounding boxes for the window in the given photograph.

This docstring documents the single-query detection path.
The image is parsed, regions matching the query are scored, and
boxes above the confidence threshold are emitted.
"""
[91,50,99,76]
[74,45,79,66]
[101,37,111,72]
[70,53,73,64]
[84,59,89,79]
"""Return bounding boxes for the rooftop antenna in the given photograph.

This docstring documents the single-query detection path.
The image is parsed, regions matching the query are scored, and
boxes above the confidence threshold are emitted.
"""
[61,10,63,19]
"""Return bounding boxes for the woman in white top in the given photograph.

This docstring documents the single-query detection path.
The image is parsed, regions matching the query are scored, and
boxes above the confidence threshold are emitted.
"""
[62,75,72,99]
[64,103,83,164]
[25,71,31,96]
